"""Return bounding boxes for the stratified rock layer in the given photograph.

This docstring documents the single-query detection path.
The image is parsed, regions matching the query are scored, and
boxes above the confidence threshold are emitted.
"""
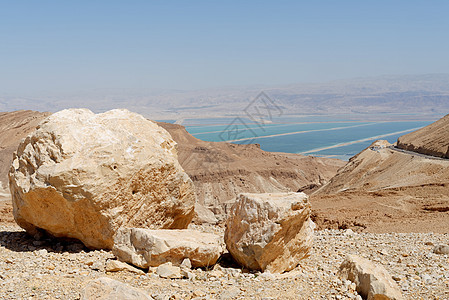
[9,108,195,249]
[113,228,223,268]
[224,192,314,273]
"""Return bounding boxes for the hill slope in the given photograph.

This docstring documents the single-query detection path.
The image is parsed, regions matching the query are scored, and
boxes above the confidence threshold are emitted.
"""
[0,111,51,196]
[397,114,449,158]
[157,122,344,214]
[311,139,449,233]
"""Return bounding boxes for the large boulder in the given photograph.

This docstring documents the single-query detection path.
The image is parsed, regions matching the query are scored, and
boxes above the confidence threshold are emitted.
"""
[339,254,404,300]
[224,192,314,273]
[9,109,196,249]
[113,228,223,268]
[81,277,152,300]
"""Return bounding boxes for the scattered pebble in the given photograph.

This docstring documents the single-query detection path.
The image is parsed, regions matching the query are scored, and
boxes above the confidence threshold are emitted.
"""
[0,224,448,299]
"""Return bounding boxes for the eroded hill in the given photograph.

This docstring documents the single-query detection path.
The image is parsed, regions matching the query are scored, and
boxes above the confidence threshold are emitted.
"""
[397,114,449,158]
[311,139,449,233]
[157,122,344,214]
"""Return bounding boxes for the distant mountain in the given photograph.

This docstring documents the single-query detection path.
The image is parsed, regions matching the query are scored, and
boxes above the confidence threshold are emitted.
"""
[1,74,449,119]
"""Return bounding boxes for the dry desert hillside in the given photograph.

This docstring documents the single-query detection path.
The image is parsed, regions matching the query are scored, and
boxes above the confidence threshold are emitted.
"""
[312,137,449,233]
[397,113,449,158]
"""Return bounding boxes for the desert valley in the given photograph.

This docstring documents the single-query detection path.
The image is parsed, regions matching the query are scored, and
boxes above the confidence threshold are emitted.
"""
[3,2,449,299]
[0,109,447,300]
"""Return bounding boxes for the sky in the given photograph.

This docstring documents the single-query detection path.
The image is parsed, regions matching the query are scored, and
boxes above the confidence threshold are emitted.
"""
[1,1,449,95]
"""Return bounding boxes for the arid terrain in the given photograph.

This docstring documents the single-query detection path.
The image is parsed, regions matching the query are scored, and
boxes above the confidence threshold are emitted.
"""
[0,110,448,299]
[311,116,449,233]
[397,114,449,159]
[157,122,344,214]
[0,110,343,222]
[1,111,448,232]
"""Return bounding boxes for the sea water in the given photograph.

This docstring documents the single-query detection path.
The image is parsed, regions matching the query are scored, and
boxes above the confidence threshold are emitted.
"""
[163,114,440,161]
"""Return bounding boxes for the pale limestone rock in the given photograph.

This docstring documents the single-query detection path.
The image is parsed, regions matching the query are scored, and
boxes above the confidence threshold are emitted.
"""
[156,262,182,279]
[105,260,144,274]
[180,258,192,269]
[81,277,152,300]
[193,203,218,224]
[339,254,404,300]
[433,244,449,255]
[224,192,314,273]
[113,228,223,268]
[9,109,195,249]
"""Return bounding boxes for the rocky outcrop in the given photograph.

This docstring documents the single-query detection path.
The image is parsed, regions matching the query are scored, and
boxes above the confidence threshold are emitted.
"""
[9,109,195,249]
[397,114,449,159]
[339,254,403,300]
[224,192,314,273]
[113,228,223,268]
[81,277,152,300]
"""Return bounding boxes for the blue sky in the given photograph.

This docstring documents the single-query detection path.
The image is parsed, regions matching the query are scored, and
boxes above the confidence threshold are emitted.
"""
[1,1,448,95]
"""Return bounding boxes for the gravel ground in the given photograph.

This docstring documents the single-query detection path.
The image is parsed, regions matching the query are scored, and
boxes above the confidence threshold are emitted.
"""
[0,223,448,300]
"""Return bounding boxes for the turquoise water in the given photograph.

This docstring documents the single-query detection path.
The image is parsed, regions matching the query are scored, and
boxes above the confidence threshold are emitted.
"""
[181,115,437,161]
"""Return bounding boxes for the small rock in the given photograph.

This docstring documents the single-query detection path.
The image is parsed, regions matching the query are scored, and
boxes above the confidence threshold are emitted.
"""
[433,244,449,255]
[81,277,151,300]
[421,274,432,284]
[219,287,241,300]
[339,254,404,300]
[183,271,195,280]
[344,229,354,236]
[37,249,47,256]
[180,258,192,269]
[85,260,94,266]
[156,262,182,279]
[106,260,145,275]
[113,228,222,268]
[192,290,206,297]
[193,203,218,224]
[90,261,104,271]
[258,271,276,280]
